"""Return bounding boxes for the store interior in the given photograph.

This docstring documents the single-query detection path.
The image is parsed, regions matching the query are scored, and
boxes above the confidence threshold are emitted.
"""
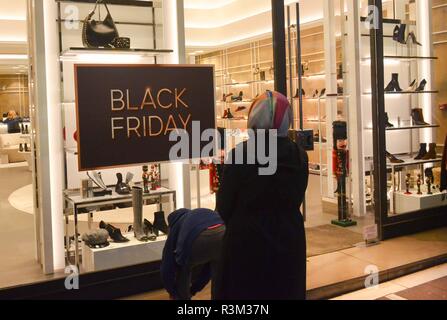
[0,0,446,291]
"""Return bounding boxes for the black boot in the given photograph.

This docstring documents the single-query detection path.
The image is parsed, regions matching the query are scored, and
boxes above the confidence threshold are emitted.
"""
[385,113,394,128]
[422,143,437,160]
[414,143,427,160]
[143,219,157,241]
[411,108,429,126]
[153,211,169,236]
[397,24,407,44]
[385,73,402,92]
[99,221,129,243]
[392,25,400,42]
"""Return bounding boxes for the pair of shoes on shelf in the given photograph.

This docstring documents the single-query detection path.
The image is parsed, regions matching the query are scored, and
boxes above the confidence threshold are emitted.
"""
[414,143,438,160]
[222,108,234,119]
[385,74,427,92]
[393,24,422,46]
[222,93,233,102]
[128,211,169,238]
[407,79,427,92]
[231,91,244,102]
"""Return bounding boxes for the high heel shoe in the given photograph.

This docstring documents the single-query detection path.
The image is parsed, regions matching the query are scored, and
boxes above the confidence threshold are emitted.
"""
[411,108,430,126]
[385,113,394,128]
[386,151,405,164]
[385,73,403,92]
[153,211,169,236]
[320,88,326,97]
[406,31,422,46]
[406,79,417,92]
[415,79,427,92]
[392,24,407,44]
[143,219,157,241]
[99,221,129,243]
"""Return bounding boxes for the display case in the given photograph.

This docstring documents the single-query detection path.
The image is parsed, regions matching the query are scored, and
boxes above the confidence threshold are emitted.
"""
[364,0,447,239]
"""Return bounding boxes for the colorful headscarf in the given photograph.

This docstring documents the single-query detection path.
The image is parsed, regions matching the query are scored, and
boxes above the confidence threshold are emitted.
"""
[247,91,293,137]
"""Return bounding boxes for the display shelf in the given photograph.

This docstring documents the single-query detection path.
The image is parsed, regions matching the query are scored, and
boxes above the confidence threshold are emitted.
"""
[55,0,158,7]
[223,79,275,86]
[18,151,31,154]
[362,55,438,61]
[363,90,439,95]
[60,48,173,60]
[20,134,31,139]
[365,124,440,131]
[360,16,416,25]
[395,191,447,215]
[387,157,442,168]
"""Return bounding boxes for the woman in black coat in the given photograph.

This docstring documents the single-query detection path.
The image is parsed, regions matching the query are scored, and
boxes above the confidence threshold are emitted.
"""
[216,91,308,300]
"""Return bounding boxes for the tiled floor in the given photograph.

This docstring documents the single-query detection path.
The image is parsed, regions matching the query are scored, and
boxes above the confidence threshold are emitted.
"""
[124,228,447,300]
[333,263,447,300]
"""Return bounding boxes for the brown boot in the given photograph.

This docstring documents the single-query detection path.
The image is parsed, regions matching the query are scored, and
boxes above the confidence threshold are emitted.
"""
[422,143,437,160]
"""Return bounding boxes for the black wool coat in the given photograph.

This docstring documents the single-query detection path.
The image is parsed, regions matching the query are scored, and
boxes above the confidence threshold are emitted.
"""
[216,137,308,300]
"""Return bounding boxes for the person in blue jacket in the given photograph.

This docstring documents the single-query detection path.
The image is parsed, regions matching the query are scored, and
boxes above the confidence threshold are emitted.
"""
[160,208,225,300]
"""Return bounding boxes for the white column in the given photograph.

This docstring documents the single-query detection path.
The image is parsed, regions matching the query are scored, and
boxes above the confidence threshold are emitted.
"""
[346,0,366,217]
[163,0,191,209]
[323,0,336,197]
[29,0,65,273]
[417,0,434,143]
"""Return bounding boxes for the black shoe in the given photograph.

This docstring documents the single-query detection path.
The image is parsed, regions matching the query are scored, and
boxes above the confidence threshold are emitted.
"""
[397,24,407,44]
[19,143,23,152]
[411,108,429,126]
[320,88,326,97]
[414,143,427,160]
[115,173,131,195]
[99,221,129,243]
[385,113,394,128]
[153,211,169,236]
[226,108,234,119]
[392,25,400,42]
[385,73,403,92]
[415,79,427,92]
[143,219,157,241]
[231,91,243,102]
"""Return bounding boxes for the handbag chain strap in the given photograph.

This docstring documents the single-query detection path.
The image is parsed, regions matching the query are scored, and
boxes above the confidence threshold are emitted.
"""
[88,0,112,20]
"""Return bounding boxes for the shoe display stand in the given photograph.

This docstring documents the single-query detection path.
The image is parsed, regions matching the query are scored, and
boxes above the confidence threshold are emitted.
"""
[82,233,168,272]
[395,191,447,215]
[359,2,443,217]
[64,187,176,269]
[54,0,176,270]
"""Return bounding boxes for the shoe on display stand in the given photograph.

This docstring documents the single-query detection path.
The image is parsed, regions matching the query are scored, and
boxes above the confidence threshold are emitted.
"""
[19,143,23,152]
[414,143,428,160]
[99,221,129,243]
[406,79,417,91]
[320,88,326,97]
[406,31,422,46]
[415,79,427,92]
[392,24,406,44]
[422,143,437,160]
[235,106,246,112]
[115,173,131,195]
[226,108,234,119]
[385,73,403,92]
[411,108,430,126]
[153,211,169,236]
[143,219,157,241]
[312,90,319,98]
[386,151,405,164]
[385,113,394,128]
[231,91,243,102]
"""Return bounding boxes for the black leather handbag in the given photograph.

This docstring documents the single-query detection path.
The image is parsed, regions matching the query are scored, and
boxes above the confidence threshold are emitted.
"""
[82,0,119,48]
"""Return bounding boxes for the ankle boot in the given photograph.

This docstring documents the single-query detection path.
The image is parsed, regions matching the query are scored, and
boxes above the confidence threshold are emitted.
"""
[19,143,23,152]
[385,113,394,128]
[143,219,157,241]
[422,143,437,160]
[392,25,400,42]
[132,187,149,242]
[416,79,427,92]
[414,143,427,160]
[385,73,402,92]
[153,211,169,236]
[411,108,429,126]
[227,108,234,119]
[99,221,129,243]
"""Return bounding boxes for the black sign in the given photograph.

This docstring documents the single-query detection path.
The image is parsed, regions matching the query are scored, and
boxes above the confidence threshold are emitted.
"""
[74,64,216,171]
